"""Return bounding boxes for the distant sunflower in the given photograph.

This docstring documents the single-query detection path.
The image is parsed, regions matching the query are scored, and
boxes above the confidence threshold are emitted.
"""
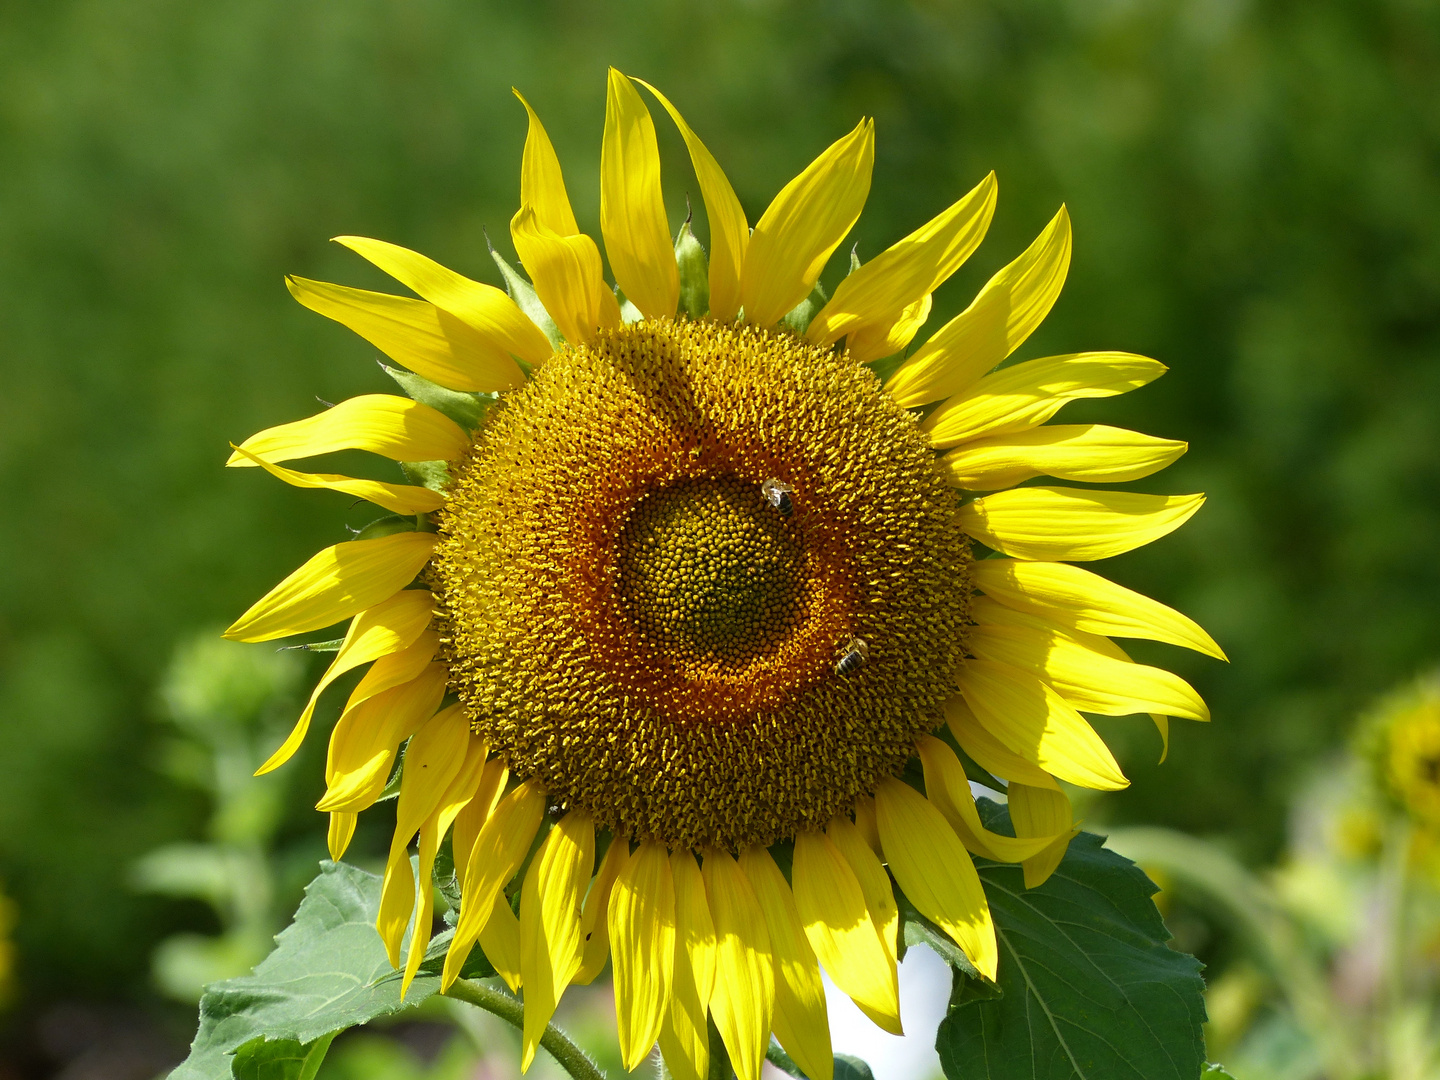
[225,70,1222,1080]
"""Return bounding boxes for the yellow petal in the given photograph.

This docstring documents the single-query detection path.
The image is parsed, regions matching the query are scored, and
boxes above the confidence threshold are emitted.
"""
[452,756,509,890]
[792,830,900,1035]
[317,662,447,813]
[959,486,1205,562]
[318,663,447,812]
[887,206,1072,409]
[809,172,996,348]
[402,732,490,998]
[942,424,1188,491]
[258,590,433,775]
[635,79,749,322]
[846,293,931,364]
[228,444,443,515]
[922,352,1166,450]
[511,205,618,345]
[972,558,1225,659]
[601,69,678,320]
[739,119,875,327]
[340,629,440,717]
[825,815,900,976]
[852,797,882,856]
[1152,713,1171,763]
[575,837,628,985]
[224,531,437,644]
[520,811,596,1070]
[1008,783,1076,889]
[672,849,717,1006]
[915,735,1065,862]
[228,394,469,468]
[334,235,553,369]
[969,599,1210,721]
[943,695,1058,790]
[739,848,831,1080]
[874,777,997,981]
[443,780,546,989]
[327,812,356,861]
[701,847,775,1080]
[480,890,523,992]
[658,919,710,1080]
[377,704,471,966]
[609,840,676,1071]
[957,658,1128,790]
[286,276,523,393]
[514,90,580,237]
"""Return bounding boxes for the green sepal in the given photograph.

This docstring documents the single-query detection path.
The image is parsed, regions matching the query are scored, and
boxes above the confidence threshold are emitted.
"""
[398,460,451,493]
[381,363,495,431]
[781,278,829,337]
[353,515,418,541]
[675,216,710,319]
[488,239,562,349]
[230,1034,336,1080]
[616,289,644,324]
[1203,1066,1239,1080]
[279,639,344,654]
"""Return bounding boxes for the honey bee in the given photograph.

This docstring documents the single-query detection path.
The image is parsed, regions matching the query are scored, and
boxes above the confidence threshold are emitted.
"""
[761,478,795,517]
[834,637,869,677]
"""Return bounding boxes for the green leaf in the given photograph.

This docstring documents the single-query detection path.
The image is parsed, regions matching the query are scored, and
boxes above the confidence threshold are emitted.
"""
[936,803,1207,1080]
[1202,1065,1239,1080]
[488,241,562,349]
[381,363,494,431]
[674,215,709,320]
[230,1034,336,1080]
[169,860,485,1080]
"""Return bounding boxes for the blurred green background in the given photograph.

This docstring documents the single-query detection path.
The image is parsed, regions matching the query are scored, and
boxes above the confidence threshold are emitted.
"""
[0,0,1437,1075]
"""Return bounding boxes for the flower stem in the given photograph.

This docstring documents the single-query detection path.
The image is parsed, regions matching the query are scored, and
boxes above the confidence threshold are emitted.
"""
[443,978,607,1080]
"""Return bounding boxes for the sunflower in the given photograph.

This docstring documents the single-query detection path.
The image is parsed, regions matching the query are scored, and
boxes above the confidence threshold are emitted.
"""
[224,70,1222,1080]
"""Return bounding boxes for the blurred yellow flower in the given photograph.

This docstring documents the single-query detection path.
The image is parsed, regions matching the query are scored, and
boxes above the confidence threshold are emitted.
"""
[224,70,1218,1080]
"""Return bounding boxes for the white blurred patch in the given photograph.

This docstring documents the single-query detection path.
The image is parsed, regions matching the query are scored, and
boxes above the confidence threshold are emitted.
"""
[816,941,952,1080]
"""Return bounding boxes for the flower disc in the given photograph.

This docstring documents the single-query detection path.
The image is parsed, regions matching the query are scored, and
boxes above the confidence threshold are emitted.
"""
[430,318,972,849]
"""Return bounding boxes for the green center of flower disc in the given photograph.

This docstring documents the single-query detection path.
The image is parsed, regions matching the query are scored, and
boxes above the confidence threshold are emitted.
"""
[616,476,806,668]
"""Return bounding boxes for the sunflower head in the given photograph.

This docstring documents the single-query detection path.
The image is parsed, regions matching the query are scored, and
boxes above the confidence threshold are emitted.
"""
[222,68,1220,1080]
[1363,674,1440,831]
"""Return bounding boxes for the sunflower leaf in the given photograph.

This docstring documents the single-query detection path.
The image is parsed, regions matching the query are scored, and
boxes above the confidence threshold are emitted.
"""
[229,1034,336,1080]
[168,860,484,1080]
[935,801,1207,1080]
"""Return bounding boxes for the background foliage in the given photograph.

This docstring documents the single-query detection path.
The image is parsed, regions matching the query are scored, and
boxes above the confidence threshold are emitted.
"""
[0,0,1437,1075]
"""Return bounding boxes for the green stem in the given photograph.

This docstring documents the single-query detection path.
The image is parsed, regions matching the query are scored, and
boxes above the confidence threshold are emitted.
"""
[443,978,607,1080]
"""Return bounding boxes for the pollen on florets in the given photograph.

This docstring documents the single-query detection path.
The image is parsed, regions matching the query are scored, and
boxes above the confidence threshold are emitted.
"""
[428,317,972,851]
